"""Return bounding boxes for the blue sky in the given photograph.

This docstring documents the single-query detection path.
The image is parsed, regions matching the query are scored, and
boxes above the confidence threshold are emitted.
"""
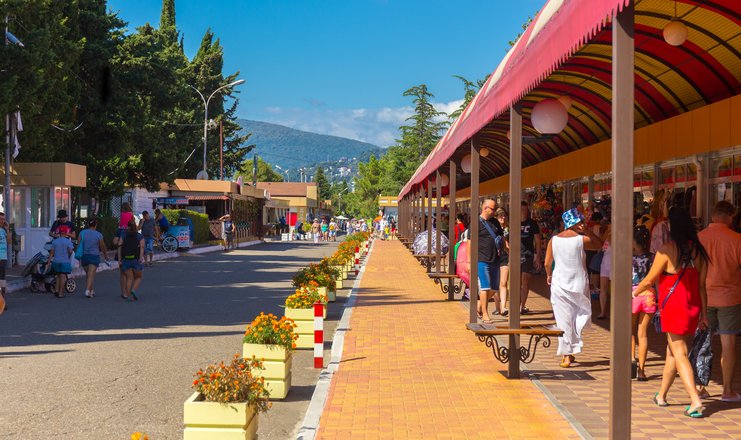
[108,0,543,146]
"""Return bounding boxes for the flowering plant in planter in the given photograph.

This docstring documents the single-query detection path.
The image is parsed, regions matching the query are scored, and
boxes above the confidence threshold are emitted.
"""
[285,283,327,309]
[192,354,271,410]
[292,264,336,290]
[243,313,298,351]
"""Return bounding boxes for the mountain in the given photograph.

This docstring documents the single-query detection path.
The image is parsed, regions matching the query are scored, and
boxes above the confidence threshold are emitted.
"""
[237,119,384,182]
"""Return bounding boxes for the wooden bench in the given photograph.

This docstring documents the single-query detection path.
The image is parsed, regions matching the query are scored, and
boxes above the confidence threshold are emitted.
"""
[465,323,563,364]
[427,273,461,300]
[413,254,447,273]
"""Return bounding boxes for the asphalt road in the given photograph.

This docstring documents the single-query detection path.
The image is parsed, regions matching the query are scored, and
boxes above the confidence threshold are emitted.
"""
[0,241,347,440]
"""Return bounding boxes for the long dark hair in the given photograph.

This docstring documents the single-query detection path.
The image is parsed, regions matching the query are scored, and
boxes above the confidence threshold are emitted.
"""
[668,207,708,263]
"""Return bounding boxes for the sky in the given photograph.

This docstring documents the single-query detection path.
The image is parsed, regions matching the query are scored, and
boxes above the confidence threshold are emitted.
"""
[108,0,543,147]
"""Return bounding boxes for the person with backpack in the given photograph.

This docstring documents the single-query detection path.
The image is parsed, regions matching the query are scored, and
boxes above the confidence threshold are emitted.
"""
[78,219,109,298]
[118,220,145,301]
[329,218,338,241]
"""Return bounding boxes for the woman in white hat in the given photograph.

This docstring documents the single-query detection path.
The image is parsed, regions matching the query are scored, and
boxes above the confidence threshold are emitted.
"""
[544,208,603,367]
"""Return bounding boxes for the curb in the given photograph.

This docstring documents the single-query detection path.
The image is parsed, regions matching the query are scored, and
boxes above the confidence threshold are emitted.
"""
[296,240,374,440]
[7,239,263,293]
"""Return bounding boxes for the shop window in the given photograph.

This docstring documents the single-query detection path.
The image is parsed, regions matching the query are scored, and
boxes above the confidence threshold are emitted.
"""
[11,188,26,227]
[687,162,697,182]
[30,188,50,228]
[660,166,674,184]
[735,155,741,176]
[711,156,733,178]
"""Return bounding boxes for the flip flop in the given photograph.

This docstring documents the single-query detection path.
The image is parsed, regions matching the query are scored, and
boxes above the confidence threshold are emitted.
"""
[652,393,669,407]
[721,393,741,402]
[683,406,705,418]
[559,361,572,368]
[482,319,496,325]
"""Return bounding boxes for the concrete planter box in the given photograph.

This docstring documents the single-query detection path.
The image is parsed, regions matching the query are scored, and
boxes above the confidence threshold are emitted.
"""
[242,343,292,400]
[285,306,325,349]
[183,392,258,440]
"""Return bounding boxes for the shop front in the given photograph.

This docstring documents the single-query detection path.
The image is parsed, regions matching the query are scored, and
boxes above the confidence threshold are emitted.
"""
[0,162,86,265]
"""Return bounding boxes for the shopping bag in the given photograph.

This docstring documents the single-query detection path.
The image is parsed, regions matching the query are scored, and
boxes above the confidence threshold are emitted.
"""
[689,327,713,387]
[455,241,470,288]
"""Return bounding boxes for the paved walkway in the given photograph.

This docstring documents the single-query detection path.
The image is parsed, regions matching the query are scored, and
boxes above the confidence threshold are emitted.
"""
[502,277,741,439]
[316,240,579,439]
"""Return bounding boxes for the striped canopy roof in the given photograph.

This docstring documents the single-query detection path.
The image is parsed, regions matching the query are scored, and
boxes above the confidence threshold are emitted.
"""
[400,0,740,198]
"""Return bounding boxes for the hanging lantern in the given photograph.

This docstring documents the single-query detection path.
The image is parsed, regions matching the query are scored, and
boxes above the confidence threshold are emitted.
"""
[663,19,687,46]
[439,173,449,187]
[461,154,472,173]
[531,98,569,134]
[557,95,573,110]
[480,148,490,158]
[506,130,511,140]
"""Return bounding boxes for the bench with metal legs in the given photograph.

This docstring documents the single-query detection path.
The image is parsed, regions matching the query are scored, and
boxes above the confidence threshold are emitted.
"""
[465,323,563,364]
[427,273,460,300]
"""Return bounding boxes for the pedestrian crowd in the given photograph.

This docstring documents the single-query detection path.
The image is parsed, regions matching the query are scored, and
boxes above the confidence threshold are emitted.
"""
[448,197,740,419]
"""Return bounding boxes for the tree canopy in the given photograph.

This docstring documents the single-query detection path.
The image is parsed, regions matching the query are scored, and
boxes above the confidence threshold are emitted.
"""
[0,0,251,201]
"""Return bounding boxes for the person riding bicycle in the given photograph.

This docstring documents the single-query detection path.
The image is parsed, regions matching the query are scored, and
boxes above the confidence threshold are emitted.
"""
[154,209,170,242]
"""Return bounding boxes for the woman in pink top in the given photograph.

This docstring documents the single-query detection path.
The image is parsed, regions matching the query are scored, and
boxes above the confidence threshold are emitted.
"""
[113,202,134,247]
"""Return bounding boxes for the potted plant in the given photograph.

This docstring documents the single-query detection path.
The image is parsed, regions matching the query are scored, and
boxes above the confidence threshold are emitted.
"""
[242,313,297,399]
[284,284,327,349]
[184,355,270,440]
[293,263,339,302]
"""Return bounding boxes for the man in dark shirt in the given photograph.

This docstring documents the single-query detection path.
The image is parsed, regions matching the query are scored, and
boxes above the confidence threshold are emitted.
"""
[49,210,76,239]
[519,201,542,314]
[468,198,504,323]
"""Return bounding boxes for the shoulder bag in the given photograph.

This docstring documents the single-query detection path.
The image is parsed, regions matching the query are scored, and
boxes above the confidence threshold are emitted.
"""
[479,218,504,259]
[74,230,86,260]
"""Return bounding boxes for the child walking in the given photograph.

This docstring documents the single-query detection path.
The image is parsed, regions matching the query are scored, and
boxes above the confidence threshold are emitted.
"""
[631,225,656,381]
[49,226,74,298]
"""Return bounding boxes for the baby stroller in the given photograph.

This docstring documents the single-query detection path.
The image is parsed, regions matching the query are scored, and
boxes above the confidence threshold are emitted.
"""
[21,238,77,294]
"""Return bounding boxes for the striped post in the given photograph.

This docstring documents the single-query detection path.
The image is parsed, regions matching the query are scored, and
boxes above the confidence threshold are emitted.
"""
[314,302,324,368]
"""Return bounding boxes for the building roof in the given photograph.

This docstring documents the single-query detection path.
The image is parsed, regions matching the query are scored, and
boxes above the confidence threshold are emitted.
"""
[256,182,317,197]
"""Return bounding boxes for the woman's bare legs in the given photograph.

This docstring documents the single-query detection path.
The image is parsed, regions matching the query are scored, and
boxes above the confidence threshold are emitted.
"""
[636,312,652,379]
[498,266,509,314]
[659,333,704,411]
[598,276,610,318]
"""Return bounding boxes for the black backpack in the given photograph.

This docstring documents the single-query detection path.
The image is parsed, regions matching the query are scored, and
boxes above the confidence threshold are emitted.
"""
[121,232,140,260]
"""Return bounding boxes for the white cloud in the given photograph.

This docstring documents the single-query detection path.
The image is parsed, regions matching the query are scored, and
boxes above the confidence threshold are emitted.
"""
[247,100,460,147]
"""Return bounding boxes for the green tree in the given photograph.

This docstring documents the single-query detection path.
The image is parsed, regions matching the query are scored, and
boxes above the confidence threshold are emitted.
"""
[448,74,490,121]
[507,13,537,49]
[239,156,283,182]
[314,166,331,201]
[352,155,384,218]
[400,84,448,161]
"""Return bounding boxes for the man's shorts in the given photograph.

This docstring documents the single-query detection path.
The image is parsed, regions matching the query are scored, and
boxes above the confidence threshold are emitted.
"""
[477,261,500,291]
[521,252,536,274]
[51,262,72,274]
[81,254,100,267]
[143,237,154,254]
[121,259,143,272]
[707,304,741,335]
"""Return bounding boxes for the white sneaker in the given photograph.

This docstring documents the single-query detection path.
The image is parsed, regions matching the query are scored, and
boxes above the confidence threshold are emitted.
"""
[90,290,95,298]
[85,290,91,298]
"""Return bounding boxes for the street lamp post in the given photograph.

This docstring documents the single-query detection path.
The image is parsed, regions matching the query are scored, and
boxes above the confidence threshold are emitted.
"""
[5,17,24,269]
[187,79,245,180]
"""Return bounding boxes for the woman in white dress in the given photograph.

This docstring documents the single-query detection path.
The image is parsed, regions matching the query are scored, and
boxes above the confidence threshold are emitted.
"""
[545,208,603,368]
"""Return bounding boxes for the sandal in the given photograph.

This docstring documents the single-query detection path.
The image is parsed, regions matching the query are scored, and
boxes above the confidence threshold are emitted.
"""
[683,406,705,418]
[652,393,669,407]
[520,307,530,315]
[482,318,496,325]
[559,358,572,368]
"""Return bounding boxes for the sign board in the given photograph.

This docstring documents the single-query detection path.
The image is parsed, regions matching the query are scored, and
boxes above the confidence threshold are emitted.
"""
[156,197,188,206]
[287,212,297,228]
[169,225,192,249]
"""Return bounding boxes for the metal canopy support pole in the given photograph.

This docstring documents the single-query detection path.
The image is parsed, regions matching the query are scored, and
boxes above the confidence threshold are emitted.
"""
[427,178,433,273]
[435,170,442,273]
[610,3,634,439]
[509,104,523,379]
[448,159,457,276]
[469,139,480,324]
[588,176,595,206]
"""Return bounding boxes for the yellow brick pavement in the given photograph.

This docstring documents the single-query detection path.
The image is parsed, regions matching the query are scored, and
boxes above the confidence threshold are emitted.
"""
[316,240,580,440]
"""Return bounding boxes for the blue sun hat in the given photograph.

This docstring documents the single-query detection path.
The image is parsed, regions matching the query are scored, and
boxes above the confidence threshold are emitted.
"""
[562,208,585,229]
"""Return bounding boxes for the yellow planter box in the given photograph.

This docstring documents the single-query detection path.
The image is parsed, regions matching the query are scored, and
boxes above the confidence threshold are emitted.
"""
[285,306,324,349]
[317,286,327,299]
[183,392,258,440]
[335,280,343,290]
[242,343,292,400]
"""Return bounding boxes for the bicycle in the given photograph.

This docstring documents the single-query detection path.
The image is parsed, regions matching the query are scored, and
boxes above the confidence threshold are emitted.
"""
[155,231,179,253]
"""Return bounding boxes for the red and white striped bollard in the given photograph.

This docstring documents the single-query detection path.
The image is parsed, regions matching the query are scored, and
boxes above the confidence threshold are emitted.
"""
[314,302,323,368]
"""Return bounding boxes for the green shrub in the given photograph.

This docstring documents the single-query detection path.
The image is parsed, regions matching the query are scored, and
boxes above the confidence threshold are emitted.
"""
[161,209,210,244]
[95,216,119,247]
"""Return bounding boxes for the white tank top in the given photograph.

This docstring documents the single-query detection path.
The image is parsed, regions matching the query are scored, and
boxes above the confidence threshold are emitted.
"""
[552,235,589,294]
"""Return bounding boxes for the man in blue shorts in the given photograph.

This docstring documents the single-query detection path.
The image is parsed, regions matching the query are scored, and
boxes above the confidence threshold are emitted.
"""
[471,198,504,323]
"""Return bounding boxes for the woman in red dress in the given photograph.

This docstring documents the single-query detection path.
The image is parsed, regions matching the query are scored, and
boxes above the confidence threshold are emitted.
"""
[634,207,709,418]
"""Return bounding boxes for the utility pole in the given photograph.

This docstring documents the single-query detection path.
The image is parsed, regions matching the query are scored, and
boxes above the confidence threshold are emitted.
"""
[5,15,13,268]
